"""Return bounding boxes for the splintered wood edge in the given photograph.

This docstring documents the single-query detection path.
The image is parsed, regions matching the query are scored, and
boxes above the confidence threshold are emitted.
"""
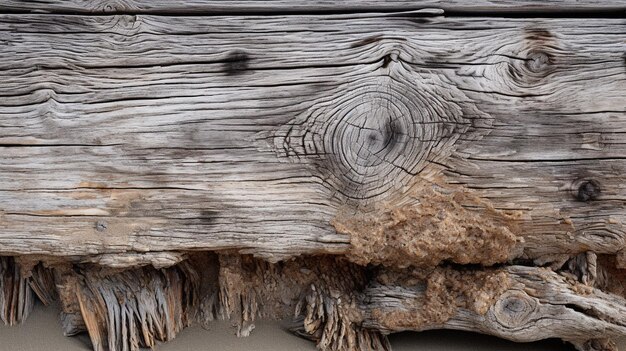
[2,253,626,351]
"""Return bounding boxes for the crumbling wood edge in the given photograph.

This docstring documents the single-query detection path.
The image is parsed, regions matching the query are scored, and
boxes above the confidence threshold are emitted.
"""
[1,252,625,351]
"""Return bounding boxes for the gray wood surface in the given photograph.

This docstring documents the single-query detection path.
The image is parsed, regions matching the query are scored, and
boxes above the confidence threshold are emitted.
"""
[0,0,624,13]
[0,7,625,351]
[0,14,624,265]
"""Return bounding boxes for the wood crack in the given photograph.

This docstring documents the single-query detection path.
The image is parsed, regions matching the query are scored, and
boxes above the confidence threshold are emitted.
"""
[0,8,624,351]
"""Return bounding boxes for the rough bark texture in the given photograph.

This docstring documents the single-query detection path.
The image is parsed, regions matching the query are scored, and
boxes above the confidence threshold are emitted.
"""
[0,1,625,351]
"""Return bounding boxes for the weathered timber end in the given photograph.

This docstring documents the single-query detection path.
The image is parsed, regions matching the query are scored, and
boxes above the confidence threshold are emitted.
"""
[0,1,625,350]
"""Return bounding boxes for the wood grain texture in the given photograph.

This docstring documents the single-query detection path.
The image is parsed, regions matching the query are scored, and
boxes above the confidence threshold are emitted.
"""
[74,263,196,351]
[11,254,621,351]
[0,14,625,265]
[0,257,33,325]
[1,7,625,351]
[0,0,624,14]
[362,265,626,349]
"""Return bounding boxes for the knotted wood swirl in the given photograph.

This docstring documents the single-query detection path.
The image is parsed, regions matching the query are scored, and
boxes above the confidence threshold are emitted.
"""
[274,68,491,204]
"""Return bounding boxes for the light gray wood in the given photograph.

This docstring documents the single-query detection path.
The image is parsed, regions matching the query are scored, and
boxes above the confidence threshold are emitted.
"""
[0,9,625,351]
[0,0,624,14]
[0,14,624,266]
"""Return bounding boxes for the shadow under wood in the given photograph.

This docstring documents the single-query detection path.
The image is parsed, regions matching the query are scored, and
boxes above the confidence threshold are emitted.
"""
[0,301,581,351]
[389,330,574,351]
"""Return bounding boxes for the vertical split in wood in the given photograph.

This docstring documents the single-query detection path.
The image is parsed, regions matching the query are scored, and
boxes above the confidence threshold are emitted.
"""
[560,251,598,286]
[12,257,59,306]
[595,254,626,299]
[53,264,87,336]
[217,254,260,336]
[290,259,389,351]
[294,283,390,351]
[187,252,220,330]
[216,253,300,334]
[0,256,34,325]
[73,262,198,351]
[215,254,389,350]
[27,263,57,306]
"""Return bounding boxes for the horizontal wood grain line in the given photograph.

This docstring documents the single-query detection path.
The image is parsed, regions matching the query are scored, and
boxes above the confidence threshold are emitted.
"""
[0,1,624,16]
[0,14,623,264]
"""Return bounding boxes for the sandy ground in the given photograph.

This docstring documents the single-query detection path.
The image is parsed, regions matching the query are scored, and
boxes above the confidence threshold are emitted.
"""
[0,301,620,351]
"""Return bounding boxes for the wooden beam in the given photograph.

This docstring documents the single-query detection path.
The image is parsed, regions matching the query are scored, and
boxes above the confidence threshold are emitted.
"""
[0,14,623,265]
[0,1,624,14]
[0,10,625,351]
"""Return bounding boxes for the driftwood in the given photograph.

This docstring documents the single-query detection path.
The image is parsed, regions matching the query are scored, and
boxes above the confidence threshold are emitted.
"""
[0,1,625,350]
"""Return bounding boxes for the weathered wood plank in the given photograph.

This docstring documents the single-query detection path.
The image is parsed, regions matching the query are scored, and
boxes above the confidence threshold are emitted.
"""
[1,9,625,351]
[0,14,624,265]
[0,0,624,14]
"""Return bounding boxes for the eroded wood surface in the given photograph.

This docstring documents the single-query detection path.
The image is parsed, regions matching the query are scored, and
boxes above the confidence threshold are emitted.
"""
[0,1,624,14]
[4,254,626,351]
[0,15,624,266]
[0,4,625,351]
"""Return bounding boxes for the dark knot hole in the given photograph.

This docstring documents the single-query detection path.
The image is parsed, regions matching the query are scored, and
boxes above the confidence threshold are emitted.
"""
[576,179,601,202]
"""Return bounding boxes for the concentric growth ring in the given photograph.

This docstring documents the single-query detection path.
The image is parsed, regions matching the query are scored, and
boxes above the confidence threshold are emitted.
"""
[275,74,483,203]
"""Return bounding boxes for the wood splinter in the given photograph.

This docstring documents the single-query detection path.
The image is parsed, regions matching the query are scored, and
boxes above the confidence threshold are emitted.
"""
[3,254,626,351]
